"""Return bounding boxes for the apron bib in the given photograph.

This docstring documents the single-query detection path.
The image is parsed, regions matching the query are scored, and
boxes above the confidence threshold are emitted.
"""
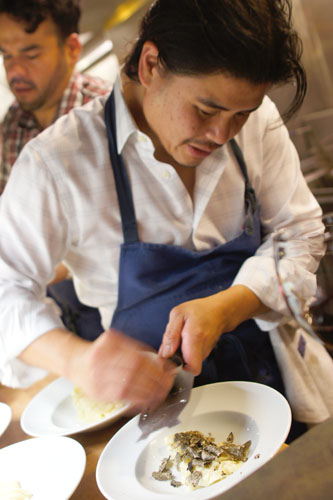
[104,91,284,392]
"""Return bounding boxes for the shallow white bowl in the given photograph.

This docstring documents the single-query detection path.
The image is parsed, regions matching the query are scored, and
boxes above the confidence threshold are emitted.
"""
[96,381,291,500]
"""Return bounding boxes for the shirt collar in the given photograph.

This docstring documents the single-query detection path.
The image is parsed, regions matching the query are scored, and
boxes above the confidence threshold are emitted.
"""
[54,72,81,120]
[17,106,40,130]
[113,76,139,154]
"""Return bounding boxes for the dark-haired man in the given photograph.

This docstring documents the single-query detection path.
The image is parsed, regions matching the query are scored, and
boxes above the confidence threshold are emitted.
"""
[0,0,112,337]
[0,0,112,191]
[0,0,325,433]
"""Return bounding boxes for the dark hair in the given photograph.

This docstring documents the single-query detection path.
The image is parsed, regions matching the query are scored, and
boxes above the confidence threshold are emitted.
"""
[0,0,81,40]
[123,0,306,121]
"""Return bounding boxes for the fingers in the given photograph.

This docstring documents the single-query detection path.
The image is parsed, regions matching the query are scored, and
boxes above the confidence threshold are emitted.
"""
[80,329,175,412]
[159,297,226,376]
[159,304,205,375]
[159,308,184,358]
[109,350,174,406]
[180,324,203,375]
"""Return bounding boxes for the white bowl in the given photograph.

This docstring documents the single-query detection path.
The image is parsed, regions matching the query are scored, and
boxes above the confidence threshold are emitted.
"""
[97,381,291,500]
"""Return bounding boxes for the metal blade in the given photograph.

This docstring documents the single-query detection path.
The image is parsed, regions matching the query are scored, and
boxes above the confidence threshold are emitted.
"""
[137,368,194,441]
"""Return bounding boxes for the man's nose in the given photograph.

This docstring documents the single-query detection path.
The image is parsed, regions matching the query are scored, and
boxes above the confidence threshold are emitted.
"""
[5,59,29,80]
[205,116,235,145]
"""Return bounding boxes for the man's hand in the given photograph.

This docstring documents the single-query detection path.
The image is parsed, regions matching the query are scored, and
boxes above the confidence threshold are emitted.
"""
[69,329,176,411]
[20,328,176,412]
[159,285,269,375]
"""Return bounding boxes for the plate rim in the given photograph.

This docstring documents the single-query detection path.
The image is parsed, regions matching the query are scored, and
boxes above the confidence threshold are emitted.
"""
[20,376,131,437]
[0,401,12,438]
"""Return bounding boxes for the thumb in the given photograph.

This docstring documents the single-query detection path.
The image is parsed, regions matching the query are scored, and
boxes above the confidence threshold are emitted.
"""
[159,312,184,358]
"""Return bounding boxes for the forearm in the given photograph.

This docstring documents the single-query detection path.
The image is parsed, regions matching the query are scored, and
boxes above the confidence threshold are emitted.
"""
[19,327,176,409]
[18,328,89,382]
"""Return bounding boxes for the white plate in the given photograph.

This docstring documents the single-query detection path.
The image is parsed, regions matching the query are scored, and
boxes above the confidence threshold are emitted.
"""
[21,377,130,437]
[96,381,291,500]
[0,402,12,438]
[0,436,85,499]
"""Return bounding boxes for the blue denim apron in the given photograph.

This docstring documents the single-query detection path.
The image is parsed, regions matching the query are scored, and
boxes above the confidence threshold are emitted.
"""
[105,92,285,392]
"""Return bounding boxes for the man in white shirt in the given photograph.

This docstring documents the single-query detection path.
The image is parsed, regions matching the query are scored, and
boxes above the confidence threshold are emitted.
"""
[0,0,324,427]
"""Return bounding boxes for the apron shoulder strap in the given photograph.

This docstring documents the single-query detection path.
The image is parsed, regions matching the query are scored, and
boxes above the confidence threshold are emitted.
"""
[105,91,139,244]
[230,138,257,236]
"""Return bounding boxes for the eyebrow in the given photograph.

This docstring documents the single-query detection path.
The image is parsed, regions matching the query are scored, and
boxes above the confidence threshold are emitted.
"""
[198,97,261,113]
[0,44,41,54]
[21,44,42,53]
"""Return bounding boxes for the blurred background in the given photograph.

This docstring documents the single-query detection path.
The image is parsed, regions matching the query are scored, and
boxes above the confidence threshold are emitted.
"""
[0,0,332,211]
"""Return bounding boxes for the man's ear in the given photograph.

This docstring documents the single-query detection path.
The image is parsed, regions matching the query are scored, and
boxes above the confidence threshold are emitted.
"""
[65,33,82,66]
[138,40,160,88]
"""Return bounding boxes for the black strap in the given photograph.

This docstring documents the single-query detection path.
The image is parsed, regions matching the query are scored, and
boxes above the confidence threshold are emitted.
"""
[104,92,139,243]
[230,139,257,236]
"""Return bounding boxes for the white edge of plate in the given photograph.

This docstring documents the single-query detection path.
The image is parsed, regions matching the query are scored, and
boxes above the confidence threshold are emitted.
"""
[0,402,12,438]
[20,377,131,437]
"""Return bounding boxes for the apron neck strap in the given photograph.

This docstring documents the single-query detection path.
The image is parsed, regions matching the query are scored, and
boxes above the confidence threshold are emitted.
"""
[105,91,139,243]
[230,139,257,236]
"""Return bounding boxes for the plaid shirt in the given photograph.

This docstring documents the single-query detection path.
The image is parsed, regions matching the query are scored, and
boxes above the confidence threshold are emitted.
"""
[0,72,111,194]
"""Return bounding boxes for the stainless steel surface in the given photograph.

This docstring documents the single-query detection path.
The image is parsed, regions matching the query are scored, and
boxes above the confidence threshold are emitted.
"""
[138,368,195,440]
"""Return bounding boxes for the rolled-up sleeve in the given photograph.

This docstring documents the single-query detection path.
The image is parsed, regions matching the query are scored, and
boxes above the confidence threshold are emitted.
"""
[0,144,68,386]
[233,102,324,329]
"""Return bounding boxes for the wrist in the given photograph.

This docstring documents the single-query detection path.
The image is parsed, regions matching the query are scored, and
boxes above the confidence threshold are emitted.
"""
[217,285,268,331]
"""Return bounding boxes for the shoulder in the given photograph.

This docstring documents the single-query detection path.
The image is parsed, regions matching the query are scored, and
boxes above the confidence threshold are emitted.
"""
[29,94,109,162]
[236,96,288,148]
[234,96,299,185]
[75,72,113,99]
[247,96,282,131]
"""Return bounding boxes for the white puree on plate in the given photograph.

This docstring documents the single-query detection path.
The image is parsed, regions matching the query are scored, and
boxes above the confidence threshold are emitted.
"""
[72,387,124,423]
[0,480,32,499]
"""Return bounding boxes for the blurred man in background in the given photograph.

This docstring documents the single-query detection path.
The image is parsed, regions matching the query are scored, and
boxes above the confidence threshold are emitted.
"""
[0,0,112,337]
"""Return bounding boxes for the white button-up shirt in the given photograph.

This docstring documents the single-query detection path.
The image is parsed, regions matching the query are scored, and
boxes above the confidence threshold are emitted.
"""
[0,80,324,387]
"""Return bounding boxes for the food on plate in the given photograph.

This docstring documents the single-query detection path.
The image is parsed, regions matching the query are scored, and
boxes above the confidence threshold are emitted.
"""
[152,430,251,489]
[0,480,32,499]
[71,386,124,423]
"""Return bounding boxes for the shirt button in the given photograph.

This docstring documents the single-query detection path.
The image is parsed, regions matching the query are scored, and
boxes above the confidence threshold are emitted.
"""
[163,170,171,179]
[138,134,148,142]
